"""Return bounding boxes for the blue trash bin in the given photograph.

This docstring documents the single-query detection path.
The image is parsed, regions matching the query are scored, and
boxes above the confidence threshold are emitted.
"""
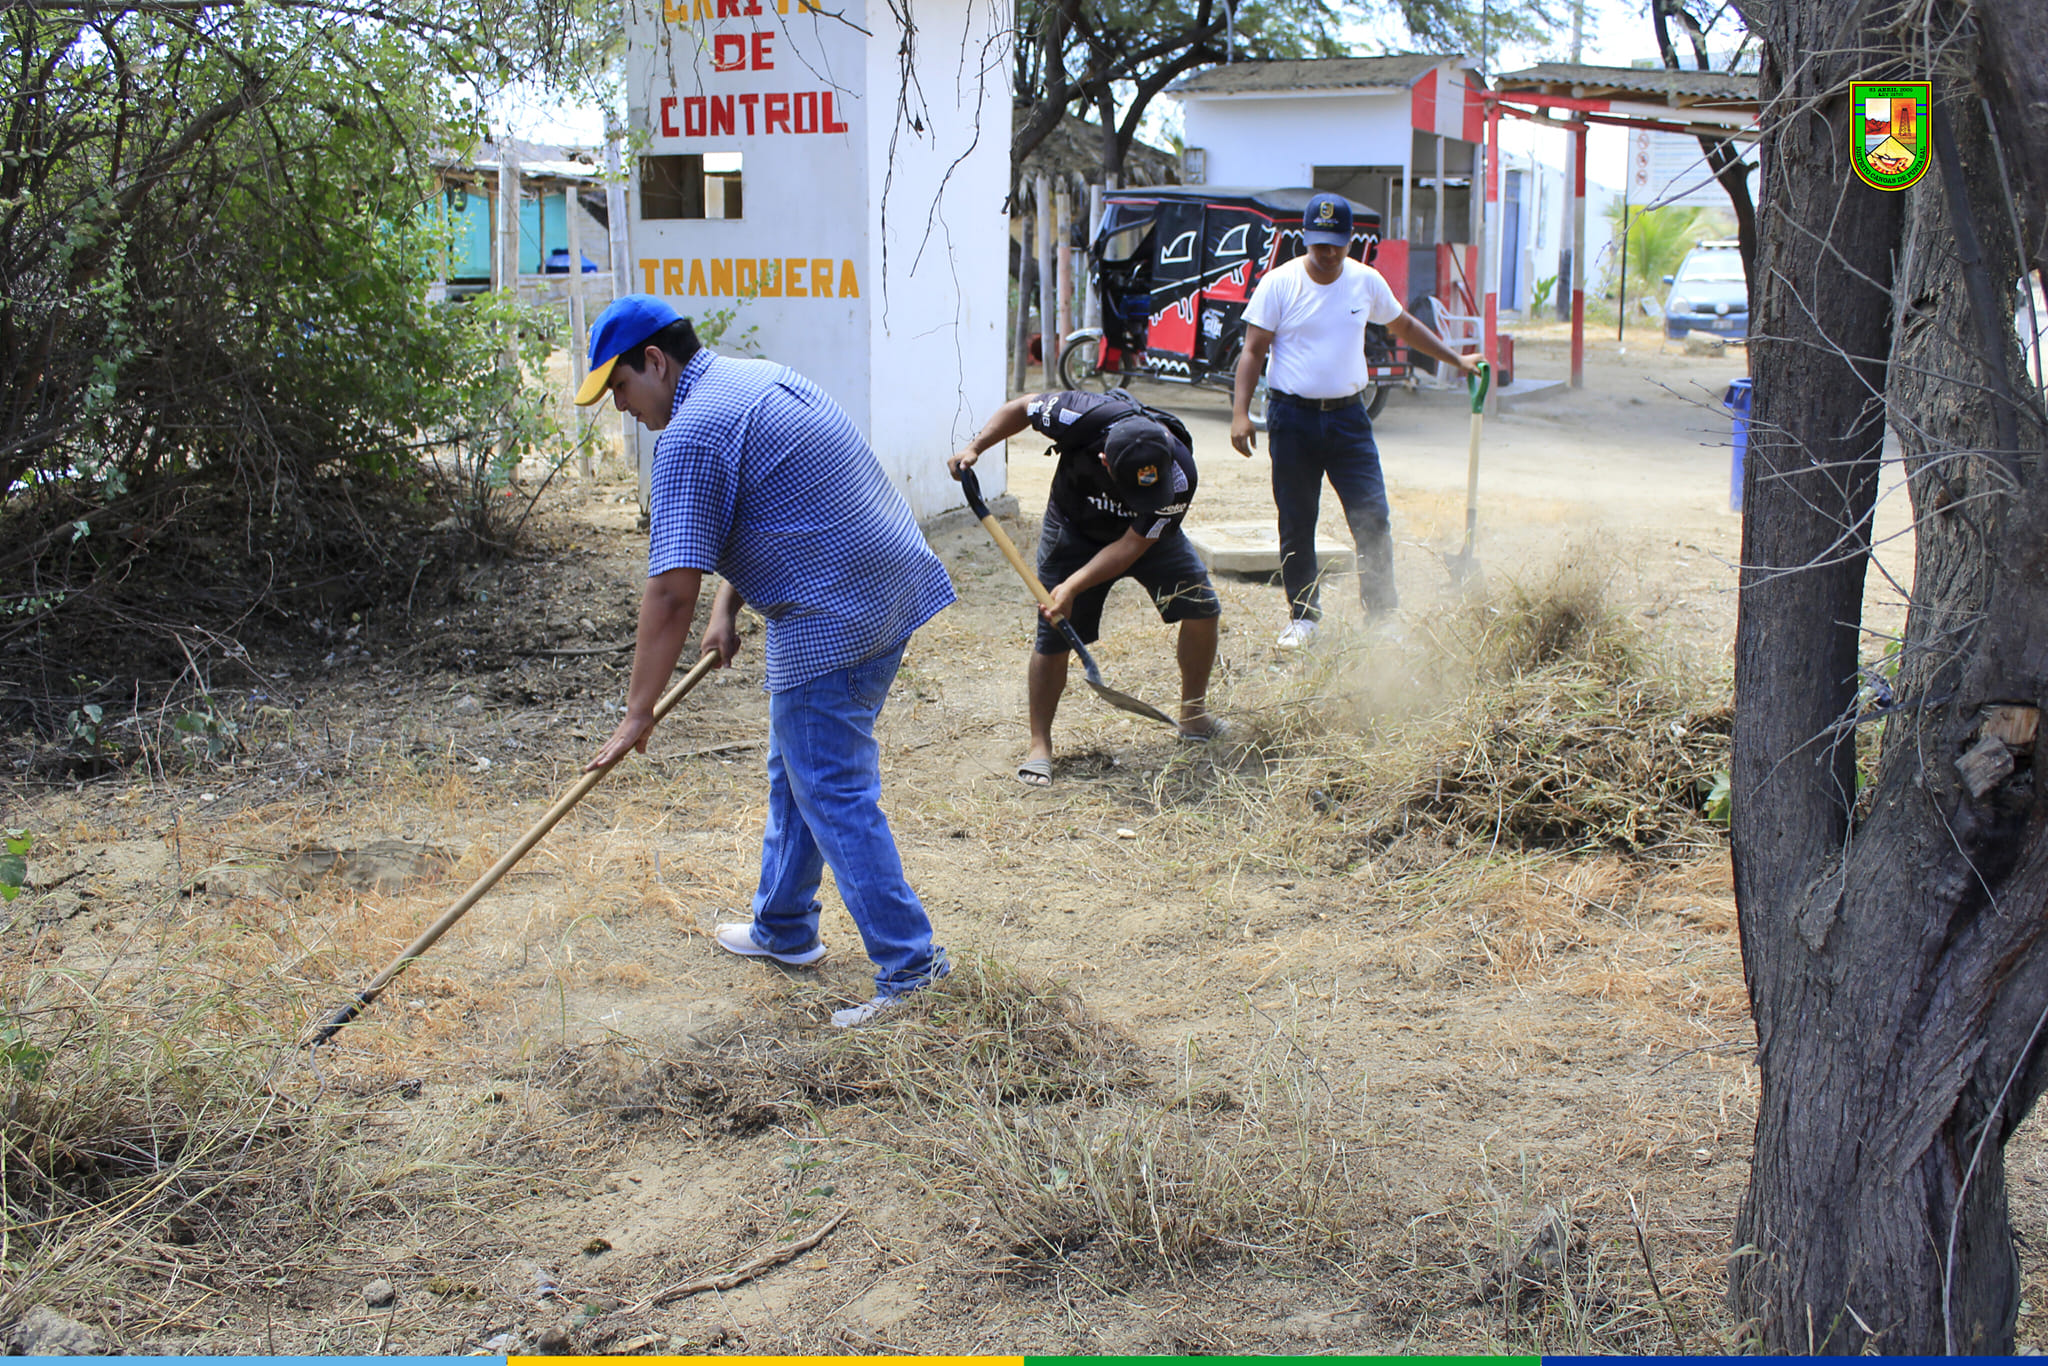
[1722,377,1753,513]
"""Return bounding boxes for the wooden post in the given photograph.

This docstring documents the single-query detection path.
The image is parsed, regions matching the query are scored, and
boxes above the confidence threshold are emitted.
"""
[1011,208,1033,394]
[1054,182,1073,363]
[604,122,646,517]
[1434,135,1446,250]
[563,183,594,480]
[498,153,521,373]
[1082,182,1103,330]
[1036,174,1055,389]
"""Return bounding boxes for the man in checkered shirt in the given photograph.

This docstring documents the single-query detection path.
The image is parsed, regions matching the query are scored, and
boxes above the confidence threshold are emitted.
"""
[576,296,954,1028]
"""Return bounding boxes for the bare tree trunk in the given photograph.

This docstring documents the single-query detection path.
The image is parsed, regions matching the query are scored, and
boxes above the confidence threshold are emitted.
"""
[1096,89,1123,185]
[1976,1,2048,273]
[1730,0,2048,1351]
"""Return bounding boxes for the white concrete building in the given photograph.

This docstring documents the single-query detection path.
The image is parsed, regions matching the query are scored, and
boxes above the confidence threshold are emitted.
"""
[623,0,1009,520]
[1491,130,1619,318]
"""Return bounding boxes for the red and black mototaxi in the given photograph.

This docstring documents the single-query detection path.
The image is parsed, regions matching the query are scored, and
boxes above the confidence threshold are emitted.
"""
[1056,185,1411,423]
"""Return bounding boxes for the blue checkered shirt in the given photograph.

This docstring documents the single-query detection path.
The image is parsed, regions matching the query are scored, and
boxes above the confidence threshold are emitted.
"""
[647,350,955,692]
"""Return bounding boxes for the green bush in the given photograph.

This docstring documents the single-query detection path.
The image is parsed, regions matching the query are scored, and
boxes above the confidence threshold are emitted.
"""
[0,0,598,635]
[1603,205,1712,309]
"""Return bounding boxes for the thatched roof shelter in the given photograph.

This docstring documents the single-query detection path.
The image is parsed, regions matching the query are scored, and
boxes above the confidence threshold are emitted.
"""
[1016,112,1179,189]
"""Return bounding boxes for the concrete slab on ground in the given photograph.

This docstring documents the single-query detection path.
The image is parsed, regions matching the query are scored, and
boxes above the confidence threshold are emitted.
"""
[1495,377,1569,410]
[1184,521,1352,576]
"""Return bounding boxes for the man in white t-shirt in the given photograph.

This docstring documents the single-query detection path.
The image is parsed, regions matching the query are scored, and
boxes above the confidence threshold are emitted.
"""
[1231,192,1480,647]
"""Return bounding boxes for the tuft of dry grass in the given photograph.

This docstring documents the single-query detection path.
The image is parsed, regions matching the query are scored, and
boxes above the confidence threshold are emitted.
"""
[908,1019,1377,1270]
[1348,665,1730,857]
[547,956,1147,1118]
[1117,547,1730,870]
[540,959,1379,1274]
[1472,549,1650,682]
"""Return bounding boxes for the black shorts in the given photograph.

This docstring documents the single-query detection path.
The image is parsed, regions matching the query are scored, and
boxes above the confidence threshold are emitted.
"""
[1033,504,1220,654]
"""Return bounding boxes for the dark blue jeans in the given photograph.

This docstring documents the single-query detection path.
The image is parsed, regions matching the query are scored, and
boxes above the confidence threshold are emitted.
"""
[1266,396,1396,621]
[747,638,947,995]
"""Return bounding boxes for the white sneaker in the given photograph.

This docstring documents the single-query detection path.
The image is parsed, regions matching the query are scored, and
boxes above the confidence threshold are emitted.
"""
[830,994,899,1028]
[1276,619,1320,649]
[831,958,951,1027]
[713,922,825,966]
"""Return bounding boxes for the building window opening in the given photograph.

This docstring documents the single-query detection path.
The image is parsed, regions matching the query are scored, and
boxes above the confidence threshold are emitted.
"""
[643,152,744,219]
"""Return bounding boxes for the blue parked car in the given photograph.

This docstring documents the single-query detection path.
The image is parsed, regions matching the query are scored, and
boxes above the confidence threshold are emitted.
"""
[1662,240,1748,342]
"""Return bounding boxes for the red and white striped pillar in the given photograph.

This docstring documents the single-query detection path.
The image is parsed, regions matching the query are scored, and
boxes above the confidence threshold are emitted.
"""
[1570,115,1588,389]
[1483,100,1502,370]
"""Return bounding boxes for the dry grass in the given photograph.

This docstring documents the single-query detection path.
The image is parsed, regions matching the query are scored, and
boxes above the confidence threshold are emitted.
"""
[913,1029,1378,1270]
[547,955,1146,1117]
[0,531,1759,1354]
[537,959,1378,1274]
[1054,547,1735,885]
[0,805,632,1342]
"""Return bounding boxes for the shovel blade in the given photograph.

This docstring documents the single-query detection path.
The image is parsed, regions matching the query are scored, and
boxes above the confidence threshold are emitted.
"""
[1440,546,1484,589]
[1067,627,1178,729]
[1083,676,1180,728]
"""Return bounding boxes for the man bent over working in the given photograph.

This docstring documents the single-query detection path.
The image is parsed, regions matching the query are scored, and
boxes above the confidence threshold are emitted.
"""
[951,389,1220,788]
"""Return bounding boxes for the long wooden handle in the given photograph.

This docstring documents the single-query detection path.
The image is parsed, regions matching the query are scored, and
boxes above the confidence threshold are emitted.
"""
[302,650,723,1047]
[1464,360,1488,530]
[959,467,1064,616]
[981,513,1060,614]
[1465,410,1483,534]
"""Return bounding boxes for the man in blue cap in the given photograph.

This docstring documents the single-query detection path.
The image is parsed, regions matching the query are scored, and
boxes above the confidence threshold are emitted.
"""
[1229,191,1480,647]
[575,295,955,1027]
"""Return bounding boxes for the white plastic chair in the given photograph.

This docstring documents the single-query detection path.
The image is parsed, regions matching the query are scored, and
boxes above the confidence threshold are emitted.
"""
[1421,295,1482,388]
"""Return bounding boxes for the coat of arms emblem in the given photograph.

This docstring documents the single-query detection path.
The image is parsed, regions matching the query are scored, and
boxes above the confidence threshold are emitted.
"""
[1849,82,1932,191]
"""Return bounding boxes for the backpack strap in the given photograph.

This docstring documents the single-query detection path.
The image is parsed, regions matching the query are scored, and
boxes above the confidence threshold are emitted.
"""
[1047,390,1145,457]
[1051,391,1192,459]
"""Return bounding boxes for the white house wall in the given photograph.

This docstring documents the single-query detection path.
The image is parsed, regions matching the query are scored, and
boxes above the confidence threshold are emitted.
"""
[859,0,1010,521]
[1180,93,1415,195]
[624,0,1005,520]
[1495,120,1620,315]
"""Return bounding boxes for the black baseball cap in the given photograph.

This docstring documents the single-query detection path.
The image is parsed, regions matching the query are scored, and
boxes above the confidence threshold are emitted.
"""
[1103,417,1180,516]
[1301,192,1353,247]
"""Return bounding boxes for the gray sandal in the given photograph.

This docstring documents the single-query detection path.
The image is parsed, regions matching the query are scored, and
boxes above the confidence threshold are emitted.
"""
[1015,757,1053,788]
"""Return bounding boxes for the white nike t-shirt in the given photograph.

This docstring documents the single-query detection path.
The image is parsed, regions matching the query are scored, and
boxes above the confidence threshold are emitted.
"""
[1242,257,1403,398]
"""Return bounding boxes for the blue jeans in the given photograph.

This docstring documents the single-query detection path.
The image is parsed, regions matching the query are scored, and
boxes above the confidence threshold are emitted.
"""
[1266,397,1396,621]
[747,638,947,994]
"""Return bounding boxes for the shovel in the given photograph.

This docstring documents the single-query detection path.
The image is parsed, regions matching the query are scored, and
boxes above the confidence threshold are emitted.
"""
[955,467,1178,729]
[1441,359,1492,586]
[301,649,723,1048]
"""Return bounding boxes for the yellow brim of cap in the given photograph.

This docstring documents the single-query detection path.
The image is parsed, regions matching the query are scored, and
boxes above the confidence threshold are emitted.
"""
[574,354,620,407]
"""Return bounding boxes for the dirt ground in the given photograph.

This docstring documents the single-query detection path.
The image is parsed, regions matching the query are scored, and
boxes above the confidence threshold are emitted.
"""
[8,322,2039,1356]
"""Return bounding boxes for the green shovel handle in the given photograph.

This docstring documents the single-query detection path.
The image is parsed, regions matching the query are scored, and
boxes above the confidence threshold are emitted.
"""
[1468,359,1492,412]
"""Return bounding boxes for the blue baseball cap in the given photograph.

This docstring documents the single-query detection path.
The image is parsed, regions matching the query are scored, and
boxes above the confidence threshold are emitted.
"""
[1301,192,1353,247]
[575,295,683,406]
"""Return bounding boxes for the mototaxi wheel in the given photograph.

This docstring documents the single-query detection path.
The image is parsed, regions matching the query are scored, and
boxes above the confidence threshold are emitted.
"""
[1056,334,1128,392]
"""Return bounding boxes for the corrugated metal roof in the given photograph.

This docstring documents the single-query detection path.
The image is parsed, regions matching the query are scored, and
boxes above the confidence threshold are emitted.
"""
[433,138,607,182]
[1492,62,1758,104]
[1170,54,1471,97]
